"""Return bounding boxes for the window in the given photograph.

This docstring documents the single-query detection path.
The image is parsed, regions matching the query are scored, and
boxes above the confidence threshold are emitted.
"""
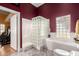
[0,24,5,35]
[56,15,70,39]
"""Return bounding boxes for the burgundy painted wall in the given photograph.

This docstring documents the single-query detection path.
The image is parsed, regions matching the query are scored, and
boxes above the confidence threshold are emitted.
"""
[0,3,20,11]
[20,3,37,19]
[0,3,37,19]
[38,3,79,32]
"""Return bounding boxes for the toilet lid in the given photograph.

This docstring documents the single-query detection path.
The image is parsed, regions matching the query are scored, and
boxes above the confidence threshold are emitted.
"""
[54,49,70,56]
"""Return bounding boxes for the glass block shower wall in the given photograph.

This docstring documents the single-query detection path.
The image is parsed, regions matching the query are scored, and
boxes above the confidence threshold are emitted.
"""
[31,16,50,50]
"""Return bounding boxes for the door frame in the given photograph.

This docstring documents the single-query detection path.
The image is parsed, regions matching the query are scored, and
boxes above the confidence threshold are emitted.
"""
[0,6,20,52]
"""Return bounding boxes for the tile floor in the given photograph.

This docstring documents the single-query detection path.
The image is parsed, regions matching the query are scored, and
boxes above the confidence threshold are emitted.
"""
[11,47,54,56]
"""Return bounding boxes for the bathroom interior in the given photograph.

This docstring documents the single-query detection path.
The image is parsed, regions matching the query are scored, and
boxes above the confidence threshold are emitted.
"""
[21,16,79,56]
[19,3,79,56]
[0,3,77,56]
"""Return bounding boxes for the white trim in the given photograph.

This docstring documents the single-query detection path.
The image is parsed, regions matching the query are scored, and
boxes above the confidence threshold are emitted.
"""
[0,6,20,52]
[0,6,19,14]
[17,13,20,52]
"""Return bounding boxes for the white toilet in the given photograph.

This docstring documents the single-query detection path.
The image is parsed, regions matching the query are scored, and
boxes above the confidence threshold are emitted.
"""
[53,49,70,56]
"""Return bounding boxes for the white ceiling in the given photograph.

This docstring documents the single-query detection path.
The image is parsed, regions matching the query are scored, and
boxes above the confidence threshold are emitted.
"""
[31,3,44,7]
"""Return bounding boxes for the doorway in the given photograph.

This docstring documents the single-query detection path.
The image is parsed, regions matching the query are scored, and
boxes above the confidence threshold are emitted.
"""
[0,6,20,55]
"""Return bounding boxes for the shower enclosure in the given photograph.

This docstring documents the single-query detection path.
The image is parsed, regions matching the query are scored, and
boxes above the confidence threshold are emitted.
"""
[22,16,50,50]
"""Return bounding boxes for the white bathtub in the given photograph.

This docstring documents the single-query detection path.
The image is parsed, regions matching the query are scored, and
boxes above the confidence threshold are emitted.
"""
[46,38,79,51]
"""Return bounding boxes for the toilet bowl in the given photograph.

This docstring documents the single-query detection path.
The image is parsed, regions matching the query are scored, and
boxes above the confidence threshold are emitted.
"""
[53,49,70,56]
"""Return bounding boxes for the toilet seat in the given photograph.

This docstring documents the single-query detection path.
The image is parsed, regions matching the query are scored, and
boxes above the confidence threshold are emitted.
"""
[54,49,70,56]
